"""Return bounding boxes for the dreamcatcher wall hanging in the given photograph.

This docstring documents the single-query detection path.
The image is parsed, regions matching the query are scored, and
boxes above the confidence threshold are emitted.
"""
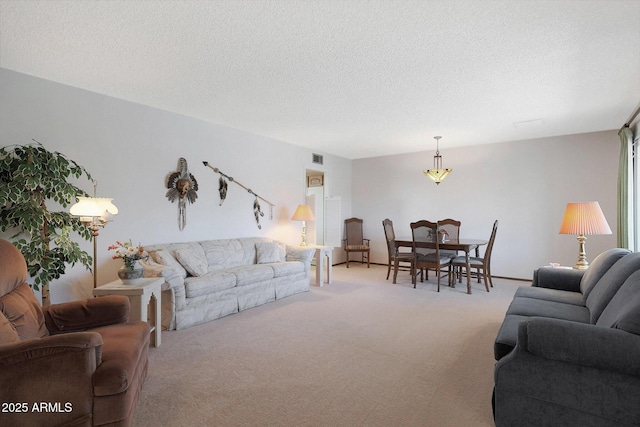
[203,161,274,229]
[166,158,199,230]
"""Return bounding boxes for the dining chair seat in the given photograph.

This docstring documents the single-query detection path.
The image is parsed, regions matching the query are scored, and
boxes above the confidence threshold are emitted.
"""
[418,253,453,263]
[451,256,483,267]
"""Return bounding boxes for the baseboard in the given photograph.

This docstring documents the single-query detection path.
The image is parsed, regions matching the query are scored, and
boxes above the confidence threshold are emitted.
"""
[333,261,532,282]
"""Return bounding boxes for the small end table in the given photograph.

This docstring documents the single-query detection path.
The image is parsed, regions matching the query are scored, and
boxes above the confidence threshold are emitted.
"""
[94,277,163,348]
[306,245,333,287]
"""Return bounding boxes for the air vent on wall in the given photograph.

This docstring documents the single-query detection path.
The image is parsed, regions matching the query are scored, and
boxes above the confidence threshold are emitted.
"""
[312,153,324,165]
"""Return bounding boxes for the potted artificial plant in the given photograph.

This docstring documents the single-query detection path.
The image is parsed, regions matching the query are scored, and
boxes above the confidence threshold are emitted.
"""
[0,141,94,305]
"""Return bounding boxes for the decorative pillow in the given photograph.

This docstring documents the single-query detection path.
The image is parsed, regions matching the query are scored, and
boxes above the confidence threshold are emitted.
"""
[152,249,187,278]
[0,283,48,339]
[174,247,208,277]
[256,242,281,264]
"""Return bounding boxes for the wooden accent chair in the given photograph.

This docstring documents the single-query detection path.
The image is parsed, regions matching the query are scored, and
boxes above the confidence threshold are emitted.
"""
[344,217,370,268]
[451,220,498,292]
[382,218,414,282]
[0,239,150,426]
[411,220,453,291]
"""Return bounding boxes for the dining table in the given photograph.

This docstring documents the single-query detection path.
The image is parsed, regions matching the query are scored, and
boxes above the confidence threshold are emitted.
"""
[394,237,488,294]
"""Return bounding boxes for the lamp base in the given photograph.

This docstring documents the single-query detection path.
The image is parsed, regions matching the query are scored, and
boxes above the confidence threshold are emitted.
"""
[300,222,308,246]
[573,234,589,270]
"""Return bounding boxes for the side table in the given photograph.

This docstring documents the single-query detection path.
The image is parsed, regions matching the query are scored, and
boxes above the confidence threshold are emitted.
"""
[94,278,163,348]
[307,245,333,287]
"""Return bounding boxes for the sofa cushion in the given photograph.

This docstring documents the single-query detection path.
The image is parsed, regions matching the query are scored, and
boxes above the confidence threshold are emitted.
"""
[0,310,19,344]
[270,261,305,278]
[506,297,590,323]
[580,248,631,298]
[586,251,640,324]
[513,286,584,306]
[151,249,187,279]
[596,269,640,335]
[228,265,275,286]
[184,271,237,298]
[175,246,208,277]
[256,242,280,264]
[0,283,48,339]
[201,239,245,270]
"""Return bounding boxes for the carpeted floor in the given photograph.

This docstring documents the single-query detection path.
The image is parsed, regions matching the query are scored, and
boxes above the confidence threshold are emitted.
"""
[133,264,523,427]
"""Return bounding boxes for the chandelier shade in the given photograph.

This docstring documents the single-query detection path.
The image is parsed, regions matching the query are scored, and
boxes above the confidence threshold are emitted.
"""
[423,136,452,184]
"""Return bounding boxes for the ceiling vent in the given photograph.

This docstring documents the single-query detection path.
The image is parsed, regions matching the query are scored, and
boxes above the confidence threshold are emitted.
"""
[312,153,324,165]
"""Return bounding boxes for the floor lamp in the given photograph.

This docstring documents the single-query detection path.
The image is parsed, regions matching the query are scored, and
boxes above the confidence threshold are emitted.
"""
[559,201,611,270]
[70,185,118,288]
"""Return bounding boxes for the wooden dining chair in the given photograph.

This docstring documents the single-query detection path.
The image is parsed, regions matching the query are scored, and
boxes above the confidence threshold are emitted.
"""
[437,218,461,260]
[344,217,370,268]
[410,220,453,291]
[451,220,498,292]
[382,218,414,283]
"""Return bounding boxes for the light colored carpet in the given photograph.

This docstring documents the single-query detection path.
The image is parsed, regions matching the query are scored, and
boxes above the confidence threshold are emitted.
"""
[133,264,522,427]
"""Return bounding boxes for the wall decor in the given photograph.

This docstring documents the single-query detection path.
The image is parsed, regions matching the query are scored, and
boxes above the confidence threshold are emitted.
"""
[203,161,274,229]
[166,158,198,230]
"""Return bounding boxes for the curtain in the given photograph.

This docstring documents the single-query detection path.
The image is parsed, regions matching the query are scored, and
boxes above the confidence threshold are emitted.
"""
[618,126,633,248]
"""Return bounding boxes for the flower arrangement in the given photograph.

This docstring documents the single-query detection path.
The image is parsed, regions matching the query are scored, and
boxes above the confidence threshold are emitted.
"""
[108,240,148,270]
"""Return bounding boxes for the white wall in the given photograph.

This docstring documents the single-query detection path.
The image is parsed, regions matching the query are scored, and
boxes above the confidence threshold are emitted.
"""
[0,67,623,299]
[0,68,352,302]
[352,131,619,279]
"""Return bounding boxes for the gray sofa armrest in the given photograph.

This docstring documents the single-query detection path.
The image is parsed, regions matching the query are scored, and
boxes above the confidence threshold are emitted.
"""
[532,267,584,292]
[515,317,640,376]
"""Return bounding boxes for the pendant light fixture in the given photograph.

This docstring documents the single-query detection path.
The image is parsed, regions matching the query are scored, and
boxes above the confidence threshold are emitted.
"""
[424,136,452,185]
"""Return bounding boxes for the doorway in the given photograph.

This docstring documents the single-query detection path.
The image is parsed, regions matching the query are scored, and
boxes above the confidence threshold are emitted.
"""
[305,169,325,245]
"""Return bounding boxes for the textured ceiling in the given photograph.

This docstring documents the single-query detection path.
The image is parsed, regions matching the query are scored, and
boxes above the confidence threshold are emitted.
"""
[1,0,639,159]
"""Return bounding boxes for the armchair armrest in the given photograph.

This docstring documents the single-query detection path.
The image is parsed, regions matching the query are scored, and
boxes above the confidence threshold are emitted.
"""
[0,332,103,425]
[532,267,584,292]
[515,318,640,376]
[43,296,130,334]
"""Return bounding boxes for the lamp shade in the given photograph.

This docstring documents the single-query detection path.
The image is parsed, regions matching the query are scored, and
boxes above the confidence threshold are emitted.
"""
[70,197,119,220]
[559,201,611,235]
[291,204,315,222]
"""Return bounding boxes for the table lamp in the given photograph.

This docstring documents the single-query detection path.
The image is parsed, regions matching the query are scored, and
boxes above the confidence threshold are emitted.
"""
[291,204,315,246]
[559,201,611,270]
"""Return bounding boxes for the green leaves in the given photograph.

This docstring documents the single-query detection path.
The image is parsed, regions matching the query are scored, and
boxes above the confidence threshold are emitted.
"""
[0,142,94,290]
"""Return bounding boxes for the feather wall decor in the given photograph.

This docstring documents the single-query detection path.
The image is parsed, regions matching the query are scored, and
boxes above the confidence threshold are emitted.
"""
[203,161,274,229]
[166,158,198,230]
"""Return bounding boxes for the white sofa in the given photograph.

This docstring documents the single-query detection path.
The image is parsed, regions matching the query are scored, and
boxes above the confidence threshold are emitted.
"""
[140,237,316,330]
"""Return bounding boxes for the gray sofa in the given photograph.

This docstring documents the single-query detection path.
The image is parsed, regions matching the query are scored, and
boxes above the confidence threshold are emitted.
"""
[493,248,640,426]
[140,237,315,330]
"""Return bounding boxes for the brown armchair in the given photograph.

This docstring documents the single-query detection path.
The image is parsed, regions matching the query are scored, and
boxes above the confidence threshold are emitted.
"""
[0,239,150,426]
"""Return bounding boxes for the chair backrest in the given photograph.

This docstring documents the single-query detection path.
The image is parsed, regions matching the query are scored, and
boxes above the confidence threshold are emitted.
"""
[484,220,499,261]
[410,220,438,256]
[382,218,396,258]
[345,218,365,246]
[437,218,461,242]
[0,240,48,342]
